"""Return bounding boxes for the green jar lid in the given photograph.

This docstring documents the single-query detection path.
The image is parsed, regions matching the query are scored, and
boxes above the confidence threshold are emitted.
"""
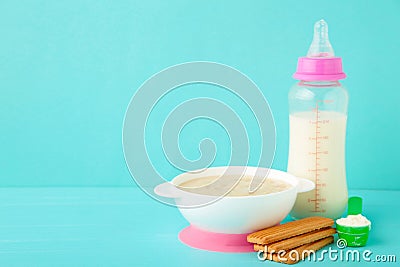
[348,196,363,215]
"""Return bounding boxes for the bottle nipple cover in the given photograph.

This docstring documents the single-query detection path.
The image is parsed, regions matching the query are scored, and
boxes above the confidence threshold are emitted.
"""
[293,19,346,81]
[307,19,335,58]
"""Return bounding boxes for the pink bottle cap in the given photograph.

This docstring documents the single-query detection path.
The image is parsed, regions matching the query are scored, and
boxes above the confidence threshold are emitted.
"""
[294,20,346,81]
[294,57,346,81]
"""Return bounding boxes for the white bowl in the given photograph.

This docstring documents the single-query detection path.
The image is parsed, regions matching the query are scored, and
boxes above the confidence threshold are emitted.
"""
[154,166,314,234]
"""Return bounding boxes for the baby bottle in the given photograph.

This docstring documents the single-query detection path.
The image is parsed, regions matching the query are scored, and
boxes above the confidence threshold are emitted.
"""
[288,20,349,219]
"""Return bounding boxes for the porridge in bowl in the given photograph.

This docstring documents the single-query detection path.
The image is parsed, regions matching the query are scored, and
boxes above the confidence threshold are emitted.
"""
[177,175,292,197]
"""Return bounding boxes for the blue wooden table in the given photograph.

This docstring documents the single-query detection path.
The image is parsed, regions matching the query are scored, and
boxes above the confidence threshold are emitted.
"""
[0,188,398,266]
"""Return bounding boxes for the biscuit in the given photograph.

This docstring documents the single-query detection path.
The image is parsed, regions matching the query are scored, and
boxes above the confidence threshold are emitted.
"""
[254,227,336,252]
[247,217,334,244]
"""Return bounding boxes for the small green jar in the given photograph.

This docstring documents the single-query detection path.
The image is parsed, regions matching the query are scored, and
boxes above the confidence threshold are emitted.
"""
[336,223,371,247]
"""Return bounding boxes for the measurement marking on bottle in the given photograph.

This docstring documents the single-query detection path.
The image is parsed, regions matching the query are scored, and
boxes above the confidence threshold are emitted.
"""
[306,102,329,213]
[308,135,328,141]
[308,168,328,172]
[306,101,334,213]
[308,151,328,155]
[314,103,319,212]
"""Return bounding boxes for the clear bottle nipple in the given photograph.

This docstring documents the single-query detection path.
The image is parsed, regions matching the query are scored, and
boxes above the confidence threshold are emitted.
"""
[307,19,335,58]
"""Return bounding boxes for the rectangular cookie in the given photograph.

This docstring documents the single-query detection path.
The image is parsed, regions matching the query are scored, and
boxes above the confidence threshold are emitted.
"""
[254,227,336,252]
[247,216,334,244]
[256,236,334,265]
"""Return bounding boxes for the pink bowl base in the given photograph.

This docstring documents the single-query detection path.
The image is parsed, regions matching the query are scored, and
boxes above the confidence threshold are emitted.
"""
[178,225,254,253]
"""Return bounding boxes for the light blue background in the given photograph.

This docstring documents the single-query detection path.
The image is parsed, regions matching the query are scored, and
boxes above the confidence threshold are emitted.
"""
[1,0,399,189]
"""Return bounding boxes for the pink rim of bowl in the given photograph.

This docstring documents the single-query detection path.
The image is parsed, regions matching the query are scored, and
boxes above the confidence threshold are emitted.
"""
[179,225,254,253]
